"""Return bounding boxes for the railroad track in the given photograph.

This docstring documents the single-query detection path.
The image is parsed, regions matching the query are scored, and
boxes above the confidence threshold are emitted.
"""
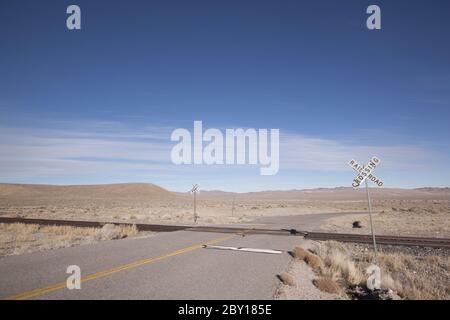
[1,217,449,249]
[0,217,298,236]
[304,232,450,249]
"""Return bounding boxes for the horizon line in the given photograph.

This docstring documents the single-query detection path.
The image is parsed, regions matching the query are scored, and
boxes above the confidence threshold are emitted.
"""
[1,181,448,194]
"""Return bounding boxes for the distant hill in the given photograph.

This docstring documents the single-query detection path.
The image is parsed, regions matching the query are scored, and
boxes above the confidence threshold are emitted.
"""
[0,183,177,203]
[195,187,450,200]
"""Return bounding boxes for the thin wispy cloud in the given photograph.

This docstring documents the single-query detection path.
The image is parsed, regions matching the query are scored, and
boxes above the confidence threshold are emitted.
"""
[280,133,437,171]
[0,121,444,189]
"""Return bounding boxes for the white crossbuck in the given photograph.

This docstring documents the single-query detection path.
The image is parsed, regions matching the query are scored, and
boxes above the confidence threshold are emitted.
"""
[348,156,384,188]
[190,184,199,193]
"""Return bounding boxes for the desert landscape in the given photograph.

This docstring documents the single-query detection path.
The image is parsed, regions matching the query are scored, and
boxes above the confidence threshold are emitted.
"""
[0,183,449,300]
[0,183,449,236]
[1,183,449,253]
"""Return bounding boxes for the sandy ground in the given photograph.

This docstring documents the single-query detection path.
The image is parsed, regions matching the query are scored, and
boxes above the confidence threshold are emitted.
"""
[0,200,369,225]
[321,199,450,237]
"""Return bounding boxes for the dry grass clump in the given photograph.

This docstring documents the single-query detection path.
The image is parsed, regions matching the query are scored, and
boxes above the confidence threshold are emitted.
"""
[119,224,139,237]
[284,245,343,297]
[312,241,364,286]
[278,272,296,286]
[311,241,450,300]
[2,223,40,234]
[313,277,340,294]
[41,225,98,237]
[2,223,138,239]
[292,246,323,270]
[304,253,323,270]
[292,246,309,260]
[94,223,139,241]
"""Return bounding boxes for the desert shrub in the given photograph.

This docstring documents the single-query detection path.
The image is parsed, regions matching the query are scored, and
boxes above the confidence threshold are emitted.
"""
[278,272,296,286]
[313,277,340,294]
[292,246,309,260]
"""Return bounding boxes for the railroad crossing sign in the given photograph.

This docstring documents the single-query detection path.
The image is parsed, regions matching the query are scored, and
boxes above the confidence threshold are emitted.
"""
[190,184,199,223]
[348,156,383,189]
[348,156,383,263]
[190,184,199,193]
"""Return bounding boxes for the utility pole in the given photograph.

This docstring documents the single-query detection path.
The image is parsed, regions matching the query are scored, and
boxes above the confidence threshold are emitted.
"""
[365,178,378,262]
[231,196,236,217]
[190,184,199,223]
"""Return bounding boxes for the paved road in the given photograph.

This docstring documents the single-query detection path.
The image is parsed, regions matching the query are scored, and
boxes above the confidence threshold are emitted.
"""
[0,212,359,300]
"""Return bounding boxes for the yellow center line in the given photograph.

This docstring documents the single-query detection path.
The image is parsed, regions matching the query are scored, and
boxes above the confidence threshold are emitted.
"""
[4,234,236,300]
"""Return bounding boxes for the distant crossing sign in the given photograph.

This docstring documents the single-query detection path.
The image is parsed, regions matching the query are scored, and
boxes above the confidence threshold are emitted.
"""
[190,184,199,193]
[190,184,199,223]
[348,157,383,189]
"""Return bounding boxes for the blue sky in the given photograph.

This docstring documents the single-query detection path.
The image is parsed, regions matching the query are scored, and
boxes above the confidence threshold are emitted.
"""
[0,0,449,191]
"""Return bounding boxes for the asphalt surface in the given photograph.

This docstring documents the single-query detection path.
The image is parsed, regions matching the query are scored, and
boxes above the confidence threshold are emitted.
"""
[0,212,360,300]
